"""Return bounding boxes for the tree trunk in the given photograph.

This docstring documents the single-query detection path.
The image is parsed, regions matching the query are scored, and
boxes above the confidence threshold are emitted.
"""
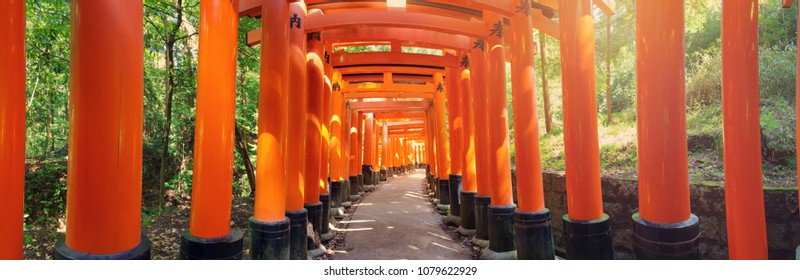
[235,124,257,197]
[539,32,553,134]
[606,14,613,125]
[157,0,183,207]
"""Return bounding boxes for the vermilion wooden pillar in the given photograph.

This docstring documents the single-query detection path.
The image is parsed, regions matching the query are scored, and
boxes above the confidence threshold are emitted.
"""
[433,73,452,215]
[470,38,492,249]
[458,65,478,237]
[349,109,362,200]
[445,67,464,227]
[181,0,243,260]
[363,113,376,185]
[250,0,291,260]
[0,0,26,260]
[558,0,613,260]
[56,0,151,259]
[510,1,554,260]
[634,0,700,260]
[341,105,353,207]
[284,1,308,260]
[381,122,389,181]
[721,0,768,260]
[318,45,333,242]
[481,10,516,260]
[356,112,365,192]
[303,12,326,258]
[328,71,345,221]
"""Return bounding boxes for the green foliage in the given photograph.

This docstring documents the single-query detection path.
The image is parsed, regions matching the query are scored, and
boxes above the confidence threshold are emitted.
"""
[24,161,67,228]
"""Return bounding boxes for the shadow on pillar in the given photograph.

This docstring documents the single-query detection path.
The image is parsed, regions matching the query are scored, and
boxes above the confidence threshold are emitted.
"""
[471,196,491,248]
[632,213,700,260]
[55,235,152,260]
[445,174,462,226]
[318,193,334,242]
[458,191,477,237]
[286,209,308,260]
[248,217,290,260]
[481,205,517,260]
[515,209,555,260]
[563,214,614,260]
[436,179,450,214]
[179,230,243,260]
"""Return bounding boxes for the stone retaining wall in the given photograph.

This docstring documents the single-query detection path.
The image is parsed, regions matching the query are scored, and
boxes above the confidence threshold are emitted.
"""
[511,170,800,259]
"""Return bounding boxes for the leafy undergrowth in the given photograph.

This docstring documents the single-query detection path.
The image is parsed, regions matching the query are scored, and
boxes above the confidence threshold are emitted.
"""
[536,104,797,188]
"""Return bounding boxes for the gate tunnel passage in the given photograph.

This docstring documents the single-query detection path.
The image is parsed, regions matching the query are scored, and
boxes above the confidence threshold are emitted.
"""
[334,170,471,260]
[2,0,799,261]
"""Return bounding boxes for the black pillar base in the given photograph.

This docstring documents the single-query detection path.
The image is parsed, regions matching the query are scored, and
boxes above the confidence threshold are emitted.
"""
[330,181,343,208]
[448,174,463,217]
[357,174,364,193]
[633,212,700,260]
[458,191,477,236]
[342,180,351,207]
[373,171,379,185]
[362,165,374,186]
[515,209,555,260]
[55,235,151,260]
[286,209,308,260]
[305,202,324,237]
[563,214,614,260]
[482,204,516,260]
[249,217,290,260]
[319,194,333,242]
[796,245,799,260]
[437,179,451,205]
[436,179,450,214]
[472,195,491,248]
[387,167,394,178]
[380,170,387,181]
[348,176,361,201]
[180,230,243,260]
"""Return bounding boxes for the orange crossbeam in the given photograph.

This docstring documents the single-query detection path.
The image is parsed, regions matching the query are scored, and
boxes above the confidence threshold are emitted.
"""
[349,101,430,111]
[304,11,488,38]
[332,52,459,68]
[336,66,443,76]
[374,112,425,120]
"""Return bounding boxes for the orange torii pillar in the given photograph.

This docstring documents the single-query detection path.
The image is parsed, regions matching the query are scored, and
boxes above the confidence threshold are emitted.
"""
[341,105,353,208]
[0,0,26,260]
[363,113,376,187]
[458,57,479,237]
[284,1,308,260]
[304,17,326,258]
[381,124,389,181]
[558,0,613,260]
[180,0,243,260]
[481,11,516,260]
[387,134,394,177]
[721,0,768,260]
[470,40,492,248]
[250,0,291,260]
[55,1,151,259]
[433,73,452,215]
[509,1,554,260]
[395,137,403,175]
[328,72,346,220]
[318,47,333,242]
[374,121,382,184]
[633,1,700,260]
[356,112,365,192]
[445,67,464,227]
[348,109,363,201]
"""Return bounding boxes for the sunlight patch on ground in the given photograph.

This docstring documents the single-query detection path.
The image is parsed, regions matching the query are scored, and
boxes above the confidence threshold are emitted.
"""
[432,242,459,252]
[408,245,420,250]
[333,227,374,232]
[426,231,452,241]
[337,219,376,224]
